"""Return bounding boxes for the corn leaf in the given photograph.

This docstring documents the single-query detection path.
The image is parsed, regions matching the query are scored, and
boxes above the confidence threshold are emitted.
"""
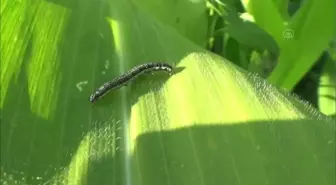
[1,0,335,185]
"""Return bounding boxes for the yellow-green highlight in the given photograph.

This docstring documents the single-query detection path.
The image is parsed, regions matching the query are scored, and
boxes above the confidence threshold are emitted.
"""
[1,0,70,119]
[129,52,316,152]
[45,123,117,185]
[26,1,70,120]
[1,0,30,107]
[63,133,90,185]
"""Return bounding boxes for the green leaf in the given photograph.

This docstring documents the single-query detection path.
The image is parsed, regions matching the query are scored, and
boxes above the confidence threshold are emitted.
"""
[220,11,280,54]
[1,0,335,185]
[243,0,335,91]
[318,56,336,116]
[267,0,336,90]
[241,0,285,46]
[133,0,208,47]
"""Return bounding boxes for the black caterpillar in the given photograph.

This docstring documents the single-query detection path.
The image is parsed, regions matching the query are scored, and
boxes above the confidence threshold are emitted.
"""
[89,62,173,103]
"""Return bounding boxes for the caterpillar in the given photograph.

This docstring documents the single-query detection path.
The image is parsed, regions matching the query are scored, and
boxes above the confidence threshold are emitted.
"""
[89,62,173,103]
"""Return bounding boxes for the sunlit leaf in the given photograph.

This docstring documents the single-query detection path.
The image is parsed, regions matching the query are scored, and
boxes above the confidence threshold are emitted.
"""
[1,0,334,185]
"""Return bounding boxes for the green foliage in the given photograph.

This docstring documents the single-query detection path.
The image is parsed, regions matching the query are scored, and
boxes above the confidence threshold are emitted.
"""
[1,0,335,185]
[318,57,336,116]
